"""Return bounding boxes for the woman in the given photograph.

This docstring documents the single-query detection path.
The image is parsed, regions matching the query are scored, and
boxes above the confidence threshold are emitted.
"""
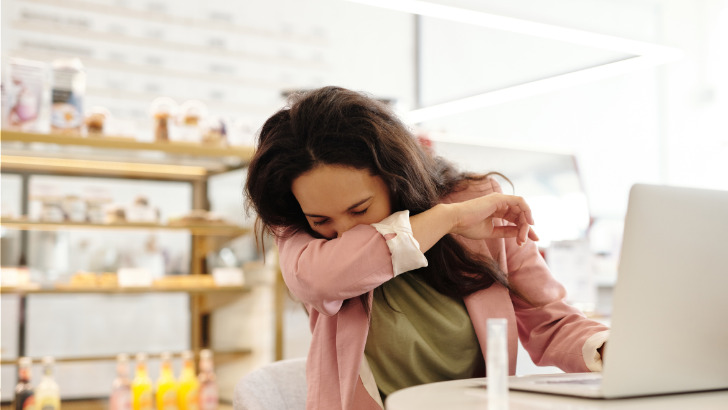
[245,86,609,410]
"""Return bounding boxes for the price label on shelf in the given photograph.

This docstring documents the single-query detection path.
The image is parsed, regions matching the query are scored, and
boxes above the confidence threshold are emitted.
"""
[212,267,245,286]
[117,268,153,287]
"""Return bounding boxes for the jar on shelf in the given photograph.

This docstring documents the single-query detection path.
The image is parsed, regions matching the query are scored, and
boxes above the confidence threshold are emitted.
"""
[177,99,208,143]
[85,106,111,136]
[149,97,178,142]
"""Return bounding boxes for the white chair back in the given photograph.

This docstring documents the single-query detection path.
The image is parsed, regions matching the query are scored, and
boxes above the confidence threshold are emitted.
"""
[234,358,307,410]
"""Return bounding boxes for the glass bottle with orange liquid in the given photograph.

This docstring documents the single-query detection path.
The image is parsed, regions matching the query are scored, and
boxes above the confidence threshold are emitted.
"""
[131,353,153,410]
[156,352,179,410]
[177,351,199,410]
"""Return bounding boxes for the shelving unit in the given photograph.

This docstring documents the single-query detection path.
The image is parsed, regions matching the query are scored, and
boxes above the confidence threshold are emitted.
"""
[0,130,260,388]
[0,218,250,236]
[1,130,255,161]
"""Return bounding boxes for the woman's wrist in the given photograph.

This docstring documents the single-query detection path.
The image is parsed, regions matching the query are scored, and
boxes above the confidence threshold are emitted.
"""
[410,203,454,253]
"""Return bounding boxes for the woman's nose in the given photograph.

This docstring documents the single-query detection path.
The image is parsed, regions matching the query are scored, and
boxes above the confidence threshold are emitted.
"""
[334,217,357,238]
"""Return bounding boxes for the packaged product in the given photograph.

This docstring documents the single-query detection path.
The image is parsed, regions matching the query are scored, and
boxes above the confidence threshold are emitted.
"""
[2,58,50,132]
[51,58,86,133]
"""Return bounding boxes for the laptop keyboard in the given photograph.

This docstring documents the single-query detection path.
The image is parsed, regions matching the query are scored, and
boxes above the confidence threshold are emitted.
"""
[540,378,601,385]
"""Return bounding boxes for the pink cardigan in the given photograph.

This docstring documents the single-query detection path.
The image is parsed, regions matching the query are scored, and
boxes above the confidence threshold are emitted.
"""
[276,178,609,410]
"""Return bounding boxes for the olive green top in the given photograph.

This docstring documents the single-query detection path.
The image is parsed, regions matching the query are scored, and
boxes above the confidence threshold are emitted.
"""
[364,272,484,398]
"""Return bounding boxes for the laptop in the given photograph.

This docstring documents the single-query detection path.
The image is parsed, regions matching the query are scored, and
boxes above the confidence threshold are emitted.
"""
[507,183,728,398]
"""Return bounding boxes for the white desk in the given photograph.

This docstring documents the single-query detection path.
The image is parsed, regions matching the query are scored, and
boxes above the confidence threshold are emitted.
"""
[385,378,728,410]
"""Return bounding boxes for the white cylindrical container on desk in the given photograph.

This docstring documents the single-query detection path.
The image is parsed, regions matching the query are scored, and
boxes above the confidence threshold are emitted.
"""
[487,318,509,410]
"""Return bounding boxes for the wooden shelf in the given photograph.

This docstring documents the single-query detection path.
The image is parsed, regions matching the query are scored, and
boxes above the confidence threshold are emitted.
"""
[0,347,252,365]
[0,284,250,295]
[0,400,234,410]
[0,130,254,160]
[0,218,251,236]
[1,130,255,180]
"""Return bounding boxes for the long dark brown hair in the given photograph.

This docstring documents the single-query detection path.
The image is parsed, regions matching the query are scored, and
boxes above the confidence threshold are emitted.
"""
[245,86,511,306]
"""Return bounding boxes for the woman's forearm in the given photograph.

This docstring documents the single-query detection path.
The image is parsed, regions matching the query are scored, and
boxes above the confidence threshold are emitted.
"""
[411,194,538,253]
[410,203,454,253]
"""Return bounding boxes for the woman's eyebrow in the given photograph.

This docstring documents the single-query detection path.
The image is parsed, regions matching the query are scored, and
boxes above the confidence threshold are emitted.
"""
[304,196,373,218]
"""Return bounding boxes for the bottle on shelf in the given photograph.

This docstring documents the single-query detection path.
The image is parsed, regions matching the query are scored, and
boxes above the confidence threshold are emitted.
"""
[12,357,35,410]
[35,356,61,410]
[110,353,132,410]
[177,351,200,410]
[156,352,179,410]
[197,349,218,410]
[131,353,153,410]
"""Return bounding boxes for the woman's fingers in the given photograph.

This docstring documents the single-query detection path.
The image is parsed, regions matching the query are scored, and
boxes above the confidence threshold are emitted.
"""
[509,201,534,226]
[491,225,520,239]
[518,218,530,245]
[528,227,540,242]
[488,194,539,245]
[491,225,540,244]
[452,193,538,243]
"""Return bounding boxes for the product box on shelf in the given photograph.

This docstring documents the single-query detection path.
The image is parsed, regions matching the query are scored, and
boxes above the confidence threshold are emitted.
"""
[2,58,50,133]
[50,58,86,133]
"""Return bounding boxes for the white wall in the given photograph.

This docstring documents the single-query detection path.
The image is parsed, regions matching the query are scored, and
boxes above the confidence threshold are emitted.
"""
[408,0,727,219]
[658,1,728,190]
[1,0,415,135]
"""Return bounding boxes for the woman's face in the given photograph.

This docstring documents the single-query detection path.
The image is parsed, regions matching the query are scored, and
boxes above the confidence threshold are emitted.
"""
[291,164,392,239]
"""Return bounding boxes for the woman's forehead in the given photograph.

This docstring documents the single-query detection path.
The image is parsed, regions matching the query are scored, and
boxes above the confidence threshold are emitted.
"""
[291,165,381,214]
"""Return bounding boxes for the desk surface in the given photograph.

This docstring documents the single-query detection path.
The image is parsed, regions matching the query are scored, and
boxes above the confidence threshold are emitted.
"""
[385,378,728,410]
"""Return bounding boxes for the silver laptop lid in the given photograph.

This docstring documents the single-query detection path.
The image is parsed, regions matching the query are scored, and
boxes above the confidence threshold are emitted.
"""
[602,184,728,398]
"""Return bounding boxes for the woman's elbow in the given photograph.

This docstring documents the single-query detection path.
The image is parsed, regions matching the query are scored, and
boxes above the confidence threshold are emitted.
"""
[288,272,344,316]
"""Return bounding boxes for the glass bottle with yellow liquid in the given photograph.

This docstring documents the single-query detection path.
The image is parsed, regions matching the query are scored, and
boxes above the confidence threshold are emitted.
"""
[131,353,153,410]
[177,351,199,410]
[35,356,61,410]
[156,352,179,410]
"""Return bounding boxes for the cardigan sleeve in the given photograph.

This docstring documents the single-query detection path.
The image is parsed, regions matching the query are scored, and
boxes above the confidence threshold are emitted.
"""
[276,212,428,316]
[484,178,610,372]
[507,236,609,372]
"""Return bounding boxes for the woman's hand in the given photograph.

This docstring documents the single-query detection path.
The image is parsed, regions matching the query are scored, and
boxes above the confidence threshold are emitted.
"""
[410,193,539,254]
[447,193,539,246]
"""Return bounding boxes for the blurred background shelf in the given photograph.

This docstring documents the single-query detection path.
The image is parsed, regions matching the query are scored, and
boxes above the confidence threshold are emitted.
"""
[0,130,254,159]
[0,348,252,366]
[0,284,250,295]
[0,218,251,236]
[0,128,264,401]
[0,130,255,179]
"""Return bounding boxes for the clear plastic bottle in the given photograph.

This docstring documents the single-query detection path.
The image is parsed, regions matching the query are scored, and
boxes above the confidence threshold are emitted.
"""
[110,354,132,410]
[177,351,199,410]
[35,356,61,410]
[197,350,218,410]
[131,354,153,410]
[156,352,179,410]
[12,357,35,410]
[487,318,509,410]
